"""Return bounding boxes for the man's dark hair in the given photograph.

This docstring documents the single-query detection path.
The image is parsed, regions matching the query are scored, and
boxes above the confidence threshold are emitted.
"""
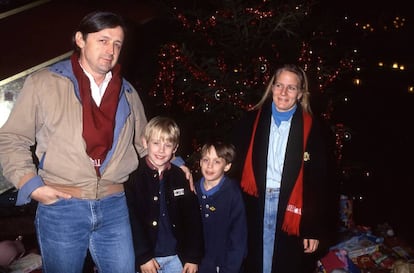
[72,11,127,52]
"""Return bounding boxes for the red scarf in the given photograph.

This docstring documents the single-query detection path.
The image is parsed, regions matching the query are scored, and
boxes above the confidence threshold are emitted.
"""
[240,109,261,197]
[281,111,312,235]
[240,108,312,236]
[71,53,122,177]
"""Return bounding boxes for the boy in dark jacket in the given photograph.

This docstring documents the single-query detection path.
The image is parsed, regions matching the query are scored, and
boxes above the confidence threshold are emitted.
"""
[125,116,204,273]
[195,140,247,273]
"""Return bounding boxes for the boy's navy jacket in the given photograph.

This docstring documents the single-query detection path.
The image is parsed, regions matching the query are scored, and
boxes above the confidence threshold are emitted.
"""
[125,157,204,267]
[196,176,247,273]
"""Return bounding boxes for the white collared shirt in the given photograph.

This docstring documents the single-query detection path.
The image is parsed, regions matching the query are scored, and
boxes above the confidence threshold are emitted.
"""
[81,66,112,107]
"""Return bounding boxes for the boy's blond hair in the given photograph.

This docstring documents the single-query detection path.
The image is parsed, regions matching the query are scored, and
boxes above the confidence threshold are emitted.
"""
[143,116,180,147]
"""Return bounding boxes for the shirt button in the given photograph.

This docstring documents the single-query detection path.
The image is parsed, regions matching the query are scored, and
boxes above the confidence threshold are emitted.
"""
[152,221,157,226]
[205,204,209,209]
[153,196,158,201]
[205,214,209,218]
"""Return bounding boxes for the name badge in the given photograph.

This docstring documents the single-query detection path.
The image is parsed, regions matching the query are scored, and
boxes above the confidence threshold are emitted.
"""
[173,188,185,196]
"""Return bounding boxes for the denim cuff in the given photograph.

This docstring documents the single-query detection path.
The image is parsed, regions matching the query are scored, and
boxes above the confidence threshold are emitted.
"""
[171,156,185,167]
[16,176,44,206]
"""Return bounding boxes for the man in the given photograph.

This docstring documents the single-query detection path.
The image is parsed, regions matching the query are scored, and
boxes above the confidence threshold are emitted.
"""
[0,11,145,273]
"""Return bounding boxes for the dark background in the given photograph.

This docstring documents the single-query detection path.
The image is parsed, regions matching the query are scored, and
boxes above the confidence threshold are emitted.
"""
[1,0,413,253]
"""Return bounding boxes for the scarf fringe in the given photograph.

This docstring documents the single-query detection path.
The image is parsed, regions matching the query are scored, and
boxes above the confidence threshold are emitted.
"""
[282,213,302,236]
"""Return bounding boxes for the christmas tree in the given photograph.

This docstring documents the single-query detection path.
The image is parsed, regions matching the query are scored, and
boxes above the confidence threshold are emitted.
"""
[124,0,411,199]
[126,0,414,241]
[135,0,360,165]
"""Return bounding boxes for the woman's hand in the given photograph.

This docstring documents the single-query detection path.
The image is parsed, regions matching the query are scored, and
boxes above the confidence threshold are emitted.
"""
[182,262,198,273]
[140,258,160,273]
[179,164,194,192]
[303,238,319,253]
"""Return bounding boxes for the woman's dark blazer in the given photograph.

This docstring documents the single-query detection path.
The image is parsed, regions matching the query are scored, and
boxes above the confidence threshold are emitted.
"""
[232,100,335,273]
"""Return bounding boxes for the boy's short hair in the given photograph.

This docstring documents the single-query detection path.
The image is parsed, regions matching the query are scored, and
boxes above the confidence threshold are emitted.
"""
[201,140,236,164]
[143,116,180,146]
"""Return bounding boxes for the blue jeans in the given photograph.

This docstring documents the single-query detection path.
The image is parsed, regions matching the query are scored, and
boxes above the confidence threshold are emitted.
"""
[155,255,183,273]
[35,192,135,273]
[263,188,279,273]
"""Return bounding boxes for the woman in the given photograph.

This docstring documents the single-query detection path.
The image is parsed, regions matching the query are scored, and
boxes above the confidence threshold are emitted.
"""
[233,64,334,273]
